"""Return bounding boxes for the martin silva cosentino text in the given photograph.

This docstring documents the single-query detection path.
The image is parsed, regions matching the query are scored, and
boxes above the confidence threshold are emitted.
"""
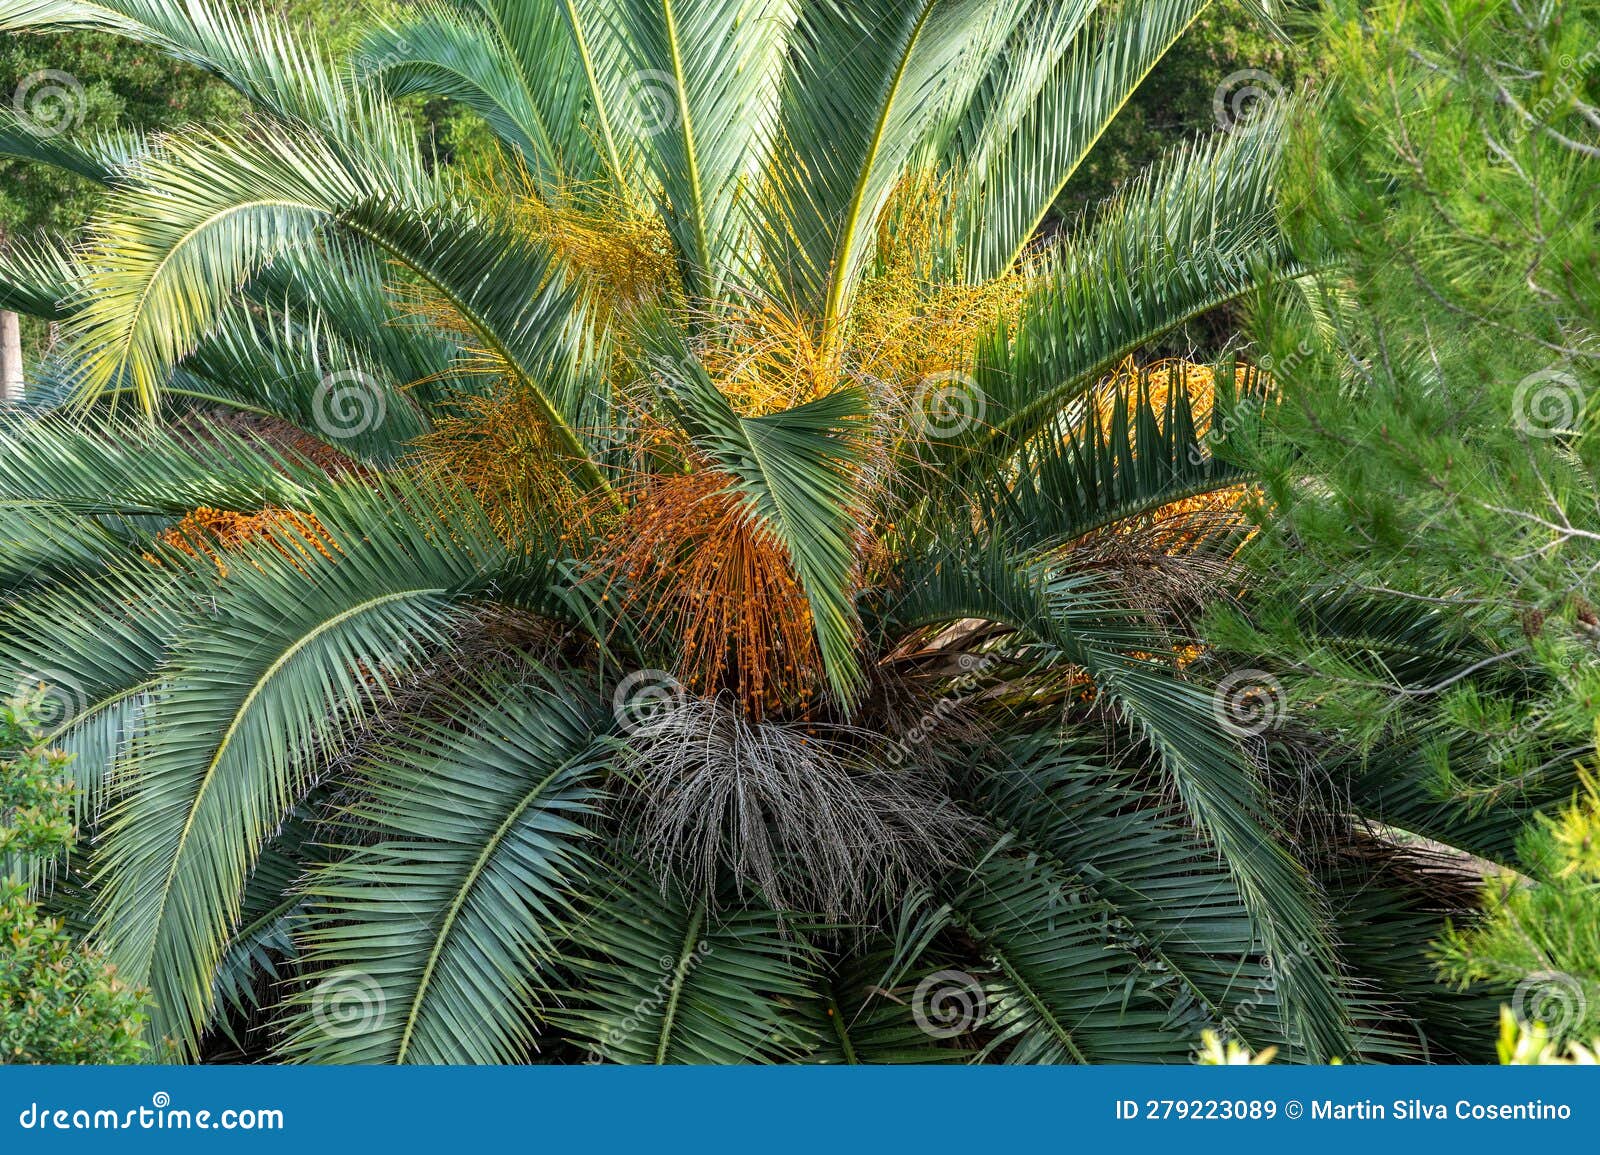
[1312,1099,1572,1121]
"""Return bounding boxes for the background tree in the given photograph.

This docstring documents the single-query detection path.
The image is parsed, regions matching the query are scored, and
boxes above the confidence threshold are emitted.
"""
[1208,0,1600,1043]
[0,1,383,396]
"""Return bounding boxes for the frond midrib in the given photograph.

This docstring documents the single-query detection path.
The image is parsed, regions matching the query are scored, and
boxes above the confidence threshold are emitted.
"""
[394,742,599,1063]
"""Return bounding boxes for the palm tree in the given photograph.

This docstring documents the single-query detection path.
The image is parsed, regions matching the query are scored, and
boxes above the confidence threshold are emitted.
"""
[0,0,1498,1064]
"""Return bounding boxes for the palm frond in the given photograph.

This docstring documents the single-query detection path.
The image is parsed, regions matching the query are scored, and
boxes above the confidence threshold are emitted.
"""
[761,0,1013,326]
[655,344,869,702]
[0,109,143,185]
[282,673,613,1064]
[352,0,603,189]
[882,551,1356,1059]
[971,733,1287,1056]
[965,104,1304,459]
[599,0,794,296]
[558,854,821,1063]
[0,233,81,321]
[0,412,321,516]
[974,363,1257,554]
[951,0,1217,279]
[92,477,515,1056]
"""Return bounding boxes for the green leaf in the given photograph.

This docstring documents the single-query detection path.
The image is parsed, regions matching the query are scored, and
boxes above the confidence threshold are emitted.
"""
[656,343,870,703]
[91,478,514,1057]
[282,673,614,1064]
[558,855,821,1063]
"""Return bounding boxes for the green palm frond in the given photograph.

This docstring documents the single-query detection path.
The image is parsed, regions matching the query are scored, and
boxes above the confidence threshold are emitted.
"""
[600,0,794,295]
[950,847,1197,1063]
[0,109,143,186]
[0,564,179,820]
[243,241,464,399]
[804,892,972,1064]
[966,103,1303,459]
[283,674,613,1064]
[974,363,1257,554]
[208,797,319,1050]
[0,413,320,516]
[972,733,1285,1055]
[57,96,429,408]
[951,0,1217,279]
[559,855,821,1063]
[761,0,1012,325]
[353,0,603,190]
[882,551,1355,1059]
[0,233,81,322]
[92,478,516,1056]
[176,297,430,462]
[655,343,869,701]
[0,0,373,134]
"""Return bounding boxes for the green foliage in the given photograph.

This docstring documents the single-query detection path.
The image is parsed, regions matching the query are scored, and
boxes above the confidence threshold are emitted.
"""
[0,2,383,369]
[1058,3,1299,214]
[1437,770,1600,1048]
[1204,0,1600,1050]
[0,694,75,860]
[1,689,148,1064]
[0,0,1513,1067]
[0,881,149,1064]
[1215,0,1600,778]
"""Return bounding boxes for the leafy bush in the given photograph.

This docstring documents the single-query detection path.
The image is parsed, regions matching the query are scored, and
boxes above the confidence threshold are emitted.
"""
[1438,771,1600,1049]
[0,690,147,1064]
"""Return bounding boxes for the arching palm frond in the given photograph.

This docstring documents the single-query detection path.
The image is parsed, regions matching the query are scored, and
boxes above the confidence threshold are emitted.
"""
[283,675,614,1064]
[559,855,821,1064]
[93,478,519,1055]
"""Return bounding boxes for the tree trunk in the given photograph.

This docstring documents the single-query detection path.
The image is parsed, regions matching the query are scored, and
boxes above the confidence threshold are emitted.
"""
[0,309,22,403]
[0,225,21,402]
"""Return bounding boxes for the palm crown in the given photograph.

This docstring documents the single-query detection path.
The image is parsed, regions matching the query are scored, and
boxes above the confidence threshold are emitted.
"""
[0,0,1496,1064]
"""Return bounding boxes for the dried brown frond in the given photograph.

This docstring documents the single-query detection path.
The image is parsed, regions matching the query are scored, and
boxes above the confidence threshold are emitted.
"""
[597,470,823,718]
[1070,508,1251,620]
[623,693,976,922]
